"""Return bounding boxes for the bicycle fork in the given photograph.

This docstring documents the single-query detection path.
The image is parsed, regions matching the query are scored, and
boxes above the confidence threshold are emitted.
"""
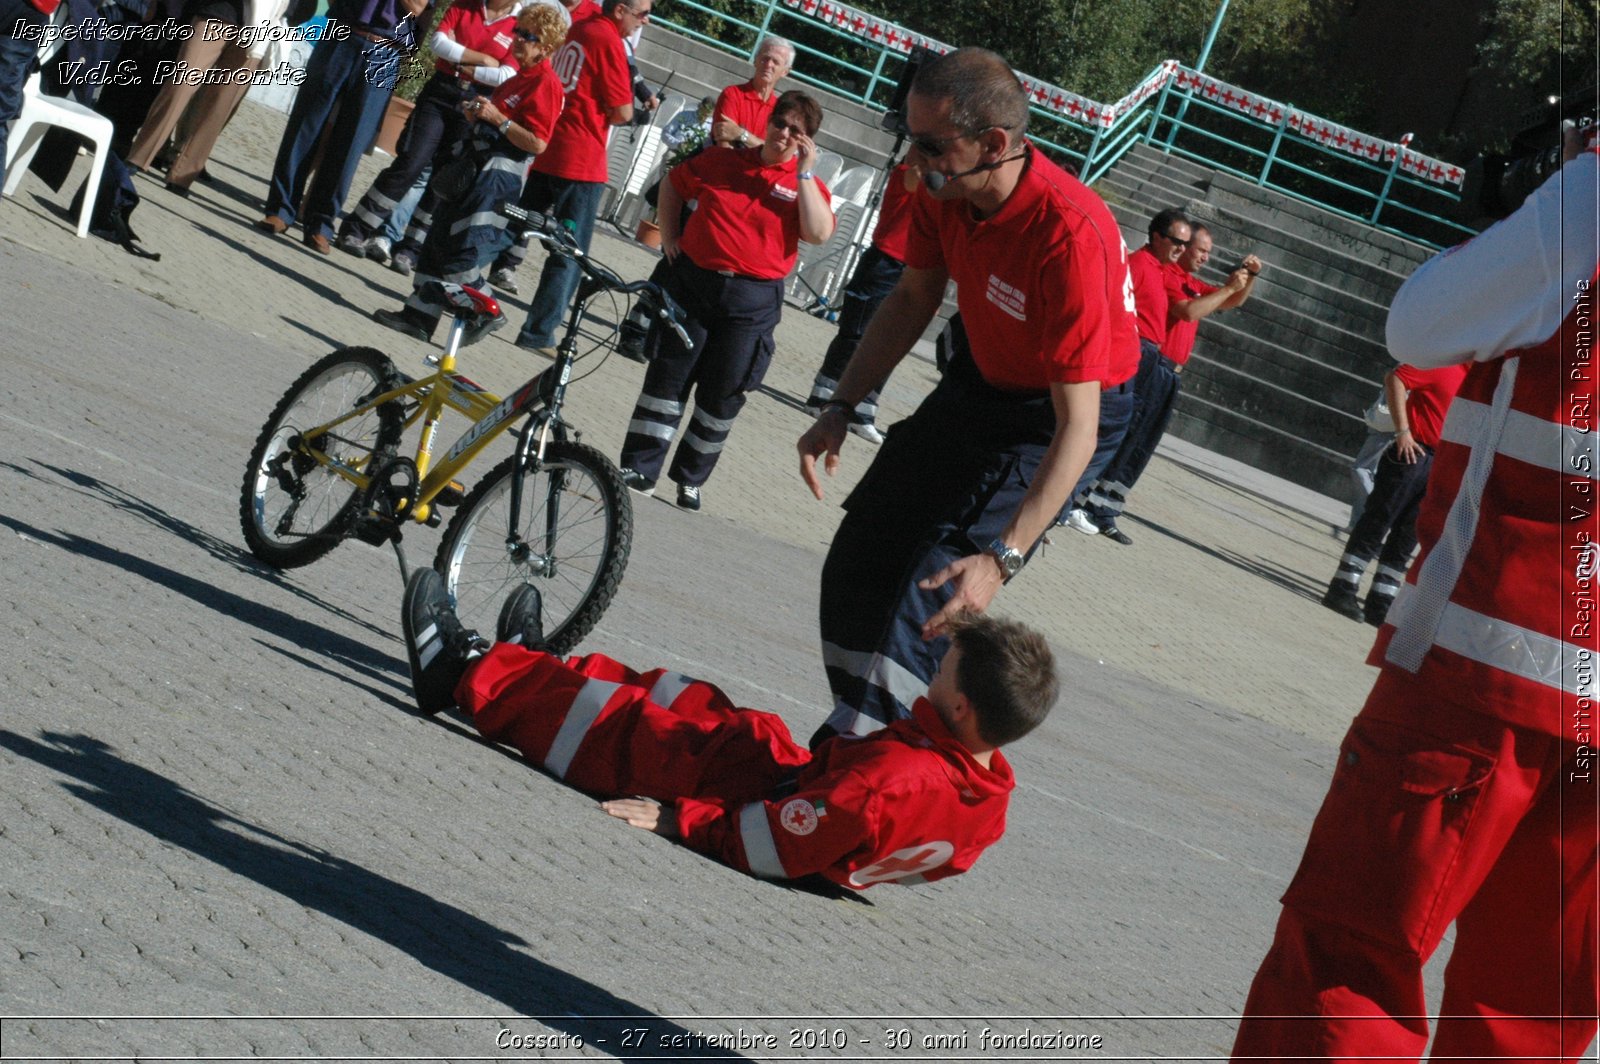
[503,412,567,578]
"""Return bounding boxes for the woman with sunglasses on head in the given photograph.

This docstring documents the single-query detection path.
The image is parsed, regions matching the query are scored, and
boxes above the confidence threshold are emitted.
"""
[617,89,835,512]
[373,3,566,342]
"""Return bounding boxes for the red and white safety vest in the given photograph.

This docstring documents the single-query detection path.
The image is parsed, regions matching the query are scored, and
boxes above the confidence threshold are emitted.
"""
[1374,149,1599,739]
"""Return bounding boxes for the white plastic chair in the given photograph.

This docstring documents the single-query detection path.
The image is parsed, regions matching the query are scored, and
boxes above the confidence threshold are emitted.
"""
[826,164,876,214]
[2,11,116,238]
[811,150,844,186]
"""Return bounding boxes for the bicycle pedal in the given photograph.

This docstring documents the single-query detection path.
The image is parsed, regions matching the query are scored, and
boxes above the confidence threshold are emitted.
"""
[424,511,443,529]
[436,480,466,507]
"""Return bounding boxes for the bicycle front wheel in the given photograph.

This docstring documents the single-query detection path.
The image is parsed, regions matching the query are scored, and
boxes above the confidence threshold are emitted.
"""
[435,440,632,654]
[241,347,404,569]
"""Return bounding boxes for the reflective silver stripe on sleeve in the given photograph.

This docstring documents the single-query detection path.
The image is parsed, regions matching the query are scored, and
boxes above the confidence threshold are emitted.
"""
[738,802,787,879]
[1388,359,1518,672]
[543,678,620,778]
[647,671,693,708]
[1440,395,1599,480]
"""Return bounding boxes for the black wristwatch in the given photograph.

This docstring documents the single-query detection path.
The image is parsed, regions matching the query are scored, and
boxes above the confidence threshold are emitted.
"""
[985,537,1025,581]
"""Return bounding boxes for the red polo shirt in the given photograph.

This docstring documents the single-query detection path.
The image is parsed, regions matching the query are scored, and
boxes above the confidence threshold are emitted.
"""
[433,1,521,77]
[531,11,632,182]
[491,58,564,143]
[1127,244,1172,347]
[1394,362,1469,448]
[1162,262,1216,366]
[904,146,1129,392]
[867,163,917,262]
[713,81,779,143]
[671,147,832,280]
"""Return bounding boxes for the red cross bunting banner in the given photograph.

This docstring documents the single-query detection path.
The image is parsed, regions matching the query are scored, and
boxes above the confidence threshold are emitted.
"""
[1286,108,1464,187]
[769,0,1464,189]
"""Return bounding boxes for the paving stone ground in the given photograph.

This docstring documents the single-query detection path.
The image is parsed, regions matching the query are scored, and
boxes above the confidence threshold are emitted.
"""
[0,100,1465,1061]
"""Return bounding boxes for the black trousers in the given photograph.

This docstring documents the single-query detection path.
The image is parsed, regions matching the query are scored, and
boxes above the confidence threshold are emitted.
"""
[817,347,1055,738]
[618,255,783,487]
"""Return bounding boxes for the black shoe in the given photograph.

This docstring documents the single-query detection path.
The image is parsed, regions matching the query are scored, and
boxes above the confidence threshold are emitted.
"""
[1100,523,1132,546]
[1321,582,1364,621]
[1364,593,1395,627]
[619,467,656,496]
[616,323,649,363]
[496,584,547,649]
[460,310,506,347]
[163,182,191,199]
[401,568,487,715]
[676,482,701,511]
[374,307,431,342]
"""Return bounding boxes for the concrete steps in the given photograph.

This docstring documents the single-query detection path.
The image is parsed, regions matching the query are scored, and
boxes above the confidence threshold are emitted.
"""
[1094,142,1435,500]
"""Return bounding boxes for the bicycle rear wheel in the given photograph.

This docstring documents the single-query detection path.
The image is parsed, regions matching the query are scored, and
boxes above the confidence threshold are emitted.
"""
[434,440,632,654]
[241,348,404,569]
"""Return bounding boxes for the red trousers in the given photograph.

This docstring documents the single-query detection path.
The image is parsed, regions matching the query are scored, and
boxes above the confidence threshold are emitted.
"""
[1232,671,1598,1061]
[455,644,811,802]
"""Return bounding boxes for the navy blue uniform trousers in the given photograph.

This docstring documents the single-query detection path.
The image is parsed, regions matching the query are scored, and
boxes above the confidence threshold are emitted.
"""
[619,254,782,488]
[817,344,1054,740]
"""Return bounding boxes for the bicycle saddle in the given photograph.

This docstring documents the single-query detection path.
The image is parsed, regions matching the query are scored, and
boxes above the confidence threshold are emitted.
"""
[419,281,503,327]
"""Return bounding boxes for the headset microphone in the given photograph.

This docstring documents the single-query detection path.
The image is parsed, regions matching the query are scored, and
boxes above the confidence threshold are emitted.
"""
[921,152,1027,191]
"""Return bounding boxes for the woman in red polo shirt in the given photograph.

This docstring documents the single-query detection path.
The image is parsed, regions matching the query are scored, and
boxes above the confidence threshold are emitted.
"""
[372,3,566,341]
[617,89,834,512]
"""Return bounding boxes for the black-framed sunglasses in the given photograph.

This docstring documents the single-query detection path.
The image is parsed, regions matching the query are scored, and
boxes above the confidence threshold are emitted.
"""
[513,28,541,41]
[910,125,1001,159]
[1160,231,1192,246]
[767,114,806,136]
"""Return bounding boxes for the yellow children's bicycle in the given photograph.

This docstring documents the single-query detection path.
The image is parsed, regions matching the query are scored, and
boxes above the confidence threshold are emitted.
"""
[239,208,687,651]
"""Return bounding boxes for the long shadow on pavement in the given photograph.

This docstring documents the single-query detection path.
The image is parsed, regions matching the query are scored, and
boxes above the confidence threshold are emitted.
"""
[1120,513,1327,603]
[13,461,395,643]
[0,513,403,689]
[0,729,745,1061]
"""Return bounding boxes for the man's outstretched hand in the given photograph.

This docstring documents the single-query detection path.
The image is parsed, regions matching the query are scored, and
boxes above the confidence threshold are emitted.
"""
[798,412,848,499]
[917,553,1004,638]
[602,797,680,837]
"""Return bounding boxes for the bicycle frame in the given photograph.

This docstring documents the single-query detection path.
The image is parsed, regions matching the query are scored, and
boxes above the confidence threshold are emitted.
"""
[297,313,561,529]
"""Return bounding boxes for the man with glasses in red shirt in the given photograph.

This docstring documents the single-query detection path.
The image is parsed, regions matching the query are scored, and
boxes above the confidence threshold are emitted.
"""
[797,47,1135,743]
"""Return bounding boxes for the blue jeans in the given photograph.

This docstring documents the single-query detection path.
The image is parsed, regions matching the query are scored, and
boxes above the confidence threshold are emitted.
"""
[1081,338,1179,523]
[382,165,429,241]
[514,172,606,348]
[0,0,48,191]
[263,32,398,238]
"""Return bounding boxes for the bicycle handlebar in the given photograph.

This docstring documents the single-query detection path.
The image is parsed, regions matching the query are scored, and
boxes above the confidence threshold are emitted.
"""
[499,203,692,350]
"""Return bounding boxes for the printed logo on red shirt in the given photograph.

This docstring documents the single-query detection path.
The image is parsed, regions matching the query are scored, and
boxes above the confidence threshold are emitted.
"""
[550,41,587,91]
[779,798,819,835]
[985,274,1026,321]
[848,841,956,886]
[769,184,797,202]
[493,31,512,47]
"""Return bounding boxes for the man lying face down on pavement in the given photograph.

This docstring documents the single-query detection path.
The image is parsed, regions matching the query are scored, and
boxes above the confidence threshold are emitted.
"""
[399,570,1059,890]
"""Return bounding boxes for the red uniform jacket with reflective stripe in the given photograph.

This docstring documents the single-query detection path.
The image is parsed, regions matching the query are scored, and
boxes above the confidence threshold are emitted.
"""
[1373,149,1600,739]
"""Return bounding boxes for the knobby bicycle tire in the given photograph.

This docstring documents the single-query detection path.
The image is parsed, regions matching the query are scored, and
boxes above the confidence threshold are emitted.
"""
[240,347,404,569]
[434,440,632,655]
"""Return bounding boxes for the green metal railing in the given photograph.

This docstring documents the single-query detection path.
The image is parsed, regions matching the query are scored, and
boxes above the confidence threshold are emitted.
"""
[650,0,1474,248]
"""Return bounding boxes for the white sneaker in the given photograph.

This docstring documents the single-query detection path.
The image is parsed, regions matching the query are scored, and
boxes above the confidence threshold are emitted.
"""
[847,421,885,445]
[1061,508,1100,535]
[490,267,519,295]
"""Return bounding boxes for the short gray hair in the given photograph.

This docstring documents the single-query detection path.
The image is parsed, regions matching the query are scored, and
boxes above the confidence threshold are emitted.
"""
[755,36,795,69]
